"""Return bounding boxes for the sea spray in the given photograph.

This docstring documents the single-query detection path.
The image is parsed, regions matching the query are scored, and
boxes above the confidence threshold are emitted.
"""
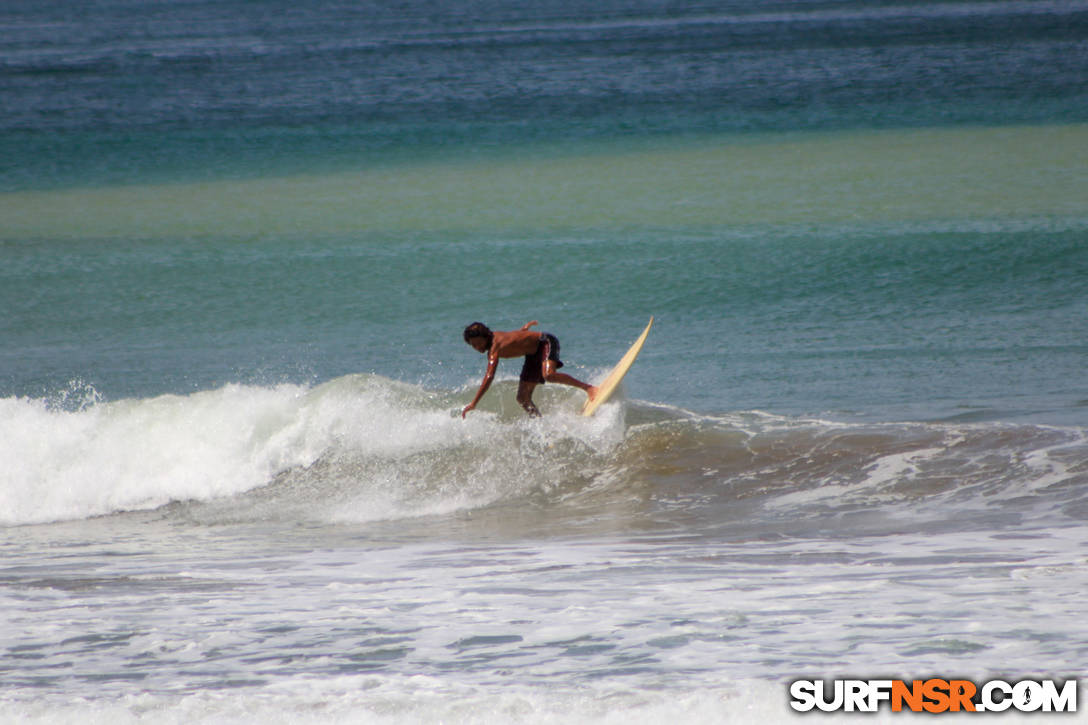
[0,374,629,527]
[183,376,630,526]
[0,383,316,526]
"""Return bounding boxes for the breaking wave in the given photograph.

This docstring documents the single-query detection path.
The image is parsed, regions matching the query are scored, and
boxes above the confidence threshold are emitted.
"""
[3,375,1086,531]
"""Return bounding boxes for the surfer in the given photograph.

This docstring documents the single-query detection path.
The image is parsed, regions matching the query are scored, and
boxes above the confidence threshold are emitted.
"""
[461,320,598,417]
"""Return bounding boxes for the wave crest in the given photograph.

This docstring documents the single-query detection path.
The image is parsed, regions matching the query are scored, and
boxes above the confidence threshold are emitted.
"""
[0,375,624,527]
[4,377,1086,531]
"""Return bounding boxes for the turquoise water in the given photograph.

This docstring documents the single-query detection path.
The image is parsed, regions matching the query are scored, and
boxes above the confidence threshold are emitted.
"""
[4,124,1087,422]
[3,1,1088,722]
[3,0,1087,423]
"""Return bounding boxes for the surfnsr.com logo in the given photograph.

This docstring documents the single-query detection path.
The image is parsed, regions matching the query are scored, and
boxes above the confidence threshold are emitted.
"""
[789,679,1078,713]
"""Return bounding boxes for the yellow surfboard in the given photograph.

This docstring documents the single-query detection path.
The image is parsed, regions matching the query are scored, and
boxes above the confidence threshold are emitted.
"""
[581,316,654,416]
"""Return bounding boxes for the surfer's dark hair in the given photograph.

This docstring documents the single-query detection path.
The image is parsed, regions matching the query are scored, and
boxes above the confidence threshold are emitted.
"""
[463,322,493,346]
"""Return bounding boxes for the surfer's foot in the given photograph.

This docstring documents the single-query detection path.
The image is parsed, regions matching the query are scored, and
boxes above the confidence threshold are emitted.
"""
[586,385,600,402]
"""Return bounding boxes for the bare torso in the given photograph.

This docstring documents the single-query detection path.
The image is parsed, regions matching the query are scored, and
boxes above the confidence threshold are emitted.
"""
[488,329,543,359]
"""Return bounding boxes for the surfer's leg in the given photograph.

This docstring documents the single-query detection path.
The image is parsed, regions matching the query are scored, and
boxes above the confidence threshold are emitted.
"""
[542,361,598,401]
[516,381,542,417]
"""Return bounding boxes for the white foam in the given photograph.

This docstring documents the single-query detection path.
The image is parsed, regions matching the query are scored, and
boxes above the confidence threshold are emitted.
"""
[0,676,801,725]
[0,376,627,527]
[0,383,320,526]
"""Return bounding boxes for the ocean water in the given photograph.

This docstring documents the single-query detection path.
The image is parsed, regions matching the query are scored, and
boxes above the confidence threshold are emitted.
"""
[3,0,1088,722]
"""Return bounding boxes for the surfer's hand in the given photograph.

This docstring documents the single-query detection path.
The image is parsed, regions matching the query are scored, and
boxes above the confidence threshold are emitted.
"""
[461,403,475,419]
[521,320,538,330]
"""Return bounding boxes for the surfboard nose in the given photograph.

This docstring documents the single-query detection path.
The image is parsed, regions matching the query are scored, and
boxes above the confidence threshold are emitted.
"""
[581,316,653,416]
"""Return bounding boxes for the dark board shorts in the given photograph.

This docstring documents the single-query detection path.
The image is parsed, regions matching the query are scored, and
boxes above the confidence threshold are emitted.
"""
[520,333,563,384]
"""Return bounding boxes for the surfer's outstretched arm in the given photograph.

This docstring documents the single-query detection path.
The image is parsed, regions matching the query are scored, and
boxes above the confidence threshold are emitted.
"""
[461,353,498,418]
